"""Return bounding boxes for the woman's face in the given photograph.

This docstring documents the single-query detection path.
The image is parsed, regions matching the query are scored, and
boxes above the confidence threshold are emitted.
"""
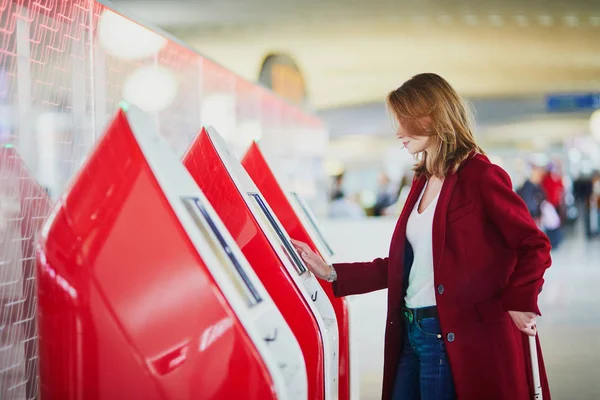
[395,120,431,155]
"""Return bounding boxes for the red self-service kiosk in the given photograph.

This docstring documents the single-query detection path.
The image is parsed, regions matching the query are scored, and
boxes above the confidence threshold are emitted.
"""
[183,127,339,400]
[0,146,51,400]
[36,107,307,400]
[242,143,354,400]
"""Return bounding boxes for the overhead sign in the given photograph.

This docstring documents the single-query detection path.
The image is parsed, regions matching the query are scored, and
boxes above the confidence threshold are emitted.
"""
[546,93,600,112]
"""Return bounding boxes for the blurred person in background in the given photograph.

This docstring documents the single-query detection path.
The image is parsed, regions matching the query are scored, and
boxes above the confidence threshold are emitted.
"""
[383,171,414,217]
[540,200,563,249]
[373,171,398,216]
[330,173,344,199]
[574,172,596,238]
[293,73,551,400]
[589,171,600,237]
[517,164,546,226]
[517,164,562,248]
[327,173,365,219]
[541,161,565,219]
[573,172,592,204]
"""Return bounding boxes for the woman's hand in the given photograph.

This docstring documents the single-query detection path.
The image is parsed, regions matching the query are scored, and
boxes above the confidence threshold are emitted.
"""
[291,239,332,280]
[508,311,537,336]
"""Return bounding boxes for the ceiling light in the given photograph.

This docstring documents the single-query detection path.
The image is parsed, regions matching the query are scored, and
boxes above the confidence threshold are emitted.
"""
[537,15,554,26]
[463,15,479,26]
[564,15,579,27]
[438,15,453,24]
[122,66,178,113]
[410,15,427,24]
[98,10,167,60]
[514,15,529,27]
[489,14,504,26]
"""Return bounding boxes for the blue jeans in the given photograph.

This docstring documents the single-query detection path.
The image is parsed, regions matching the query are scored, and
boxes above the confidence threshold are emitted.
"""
[391,310,456,400]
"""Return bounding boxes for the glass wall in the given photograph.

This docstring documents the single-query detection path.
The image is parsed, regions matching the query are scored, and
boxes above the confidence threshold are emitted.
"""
[0,1,326,398]
[0,0,327,200]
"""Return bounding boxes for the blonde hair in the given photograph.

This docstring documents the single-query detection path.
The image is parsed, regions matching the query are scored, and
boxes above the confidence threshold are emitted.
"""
[386,73,483,178]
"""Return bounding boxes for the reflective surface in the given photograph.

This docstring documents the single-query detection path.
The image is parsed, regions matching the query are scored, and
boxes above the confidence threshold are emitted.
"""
[182,197,263,307]
[0,2,325,397]
[182,129,326,400]
[36,111,277,399]
[0,147,51,400]
[243,142,351,400]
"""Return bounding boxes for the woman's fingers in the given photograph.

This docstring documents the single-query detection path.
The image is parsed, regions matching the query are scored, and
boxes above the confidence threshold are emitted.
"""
[297,247,316,264]
[290,239,330,279]
[291,238,307,250]
[518,314,536,336]
[299,252,312,264]
[522,325,537,336]
[292,239,316,259]
[508,310,538,337]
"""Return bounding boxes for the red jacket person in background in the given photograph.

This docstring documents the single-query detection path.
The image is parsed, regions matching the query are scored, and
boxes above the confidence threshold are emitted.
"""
[293,73,552,400]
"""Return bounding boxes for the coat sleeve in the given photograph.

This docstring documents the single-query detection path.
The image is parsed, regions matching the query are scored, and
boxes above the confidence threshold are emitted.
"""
[331,257,388,297]
[479,164,552,315]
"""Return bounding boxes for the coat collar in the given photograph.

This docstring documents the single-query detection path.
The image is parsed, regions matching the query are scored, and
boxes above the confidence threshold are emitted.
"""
[392,151,479,273]
[432,172,457,271]
[390,175,425,251]
[430,151,479,270]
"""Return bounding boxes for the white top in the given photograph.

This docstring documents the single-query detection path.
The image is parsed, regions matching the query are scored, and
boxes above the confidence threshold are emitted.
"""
[404,182,440,309]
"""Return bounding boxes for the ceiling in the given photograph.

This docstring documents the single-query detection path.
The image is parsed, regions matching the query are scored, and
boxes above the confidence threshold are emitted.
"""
[112,0,600,109]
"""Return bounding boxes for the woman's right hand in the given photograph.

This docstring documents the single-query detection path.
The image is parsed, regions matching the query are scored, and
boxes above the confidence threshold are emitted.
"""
[508,310,538,336]
[291,239,332,280]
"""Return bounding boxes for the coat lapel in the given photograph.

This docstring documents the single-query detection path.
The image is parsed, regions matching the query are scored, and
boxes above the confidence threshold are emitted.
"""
[389,176,426,279]
[431,153,477,271]
[392,176,426,248]
[432,171,457,272]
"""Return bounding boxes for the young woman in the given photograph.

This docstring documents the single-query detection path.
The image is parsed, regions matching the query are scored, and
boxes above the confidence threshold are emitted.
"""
[292,73,552,400]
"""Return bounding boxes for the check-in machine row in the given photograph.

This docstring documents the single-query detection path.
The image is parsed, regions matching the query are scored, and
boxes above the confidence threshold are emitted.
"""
[36,107,350,400]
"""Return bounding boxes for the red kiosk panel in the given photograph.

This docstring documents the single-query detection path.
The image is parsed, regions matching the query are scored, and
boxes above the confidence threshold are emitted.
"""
[182,129,326,400]
[36,111,277,400]
[242,143,351,400]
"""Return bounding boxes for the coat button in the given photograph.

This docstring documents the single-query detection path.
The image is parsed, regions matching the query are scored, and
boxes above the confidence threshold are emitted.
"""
[437,284,444,295]
[446,332,455,342]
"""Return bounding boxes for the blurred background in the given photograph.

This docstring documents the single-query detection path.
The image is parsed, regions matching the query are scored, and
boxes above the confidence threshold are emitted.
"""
[1,0,600,398]
[115,0,600,225]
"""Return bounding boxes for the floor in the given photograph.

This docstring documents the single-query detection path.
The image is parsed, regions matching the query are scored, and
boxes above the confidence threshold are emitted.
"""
[537,225,600,400]
[323,218,600,400]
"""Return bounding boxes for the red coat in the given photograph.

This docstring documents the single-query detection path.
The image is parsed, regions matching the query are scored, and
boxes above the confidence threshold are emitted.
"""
[332,154,552,400]
[541,173,564,208]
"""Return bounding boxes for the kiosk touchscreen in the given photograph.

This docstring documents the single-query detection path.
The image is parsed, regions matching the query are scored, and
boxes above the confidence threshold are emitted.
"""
[242,143,336,262]
[36,107,307,400]
[182,127,339,400]
[242,143,353,400]
[0,146,51,400]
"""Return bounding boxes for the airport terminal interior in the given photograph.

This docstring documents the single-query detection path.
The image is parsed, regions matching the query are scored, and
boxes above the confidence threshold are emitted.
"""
[1,0,600,399]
